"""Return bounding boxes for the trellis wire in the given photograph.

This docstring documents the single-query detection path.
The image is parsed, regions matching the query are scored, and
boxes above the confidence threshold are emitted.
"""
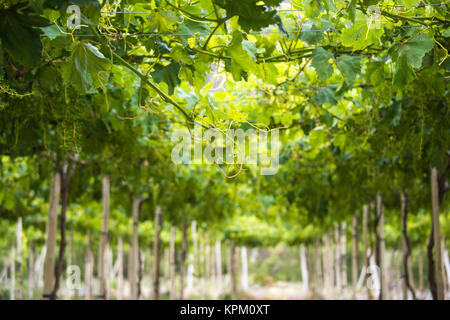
[101,2,450,14]
[41,24,425,38]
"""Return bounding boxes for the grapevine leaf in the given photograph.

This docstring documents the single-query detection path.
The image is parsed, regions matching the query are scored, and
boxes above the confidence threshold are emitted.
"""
[62,42,112,94]
[178,19,211,45]
[341,21,383,51]
[309,127,328,147]
[39,25,62,40]
[148,10,178,33]
[391,34,434,88]
[302,0,321,18]
[311,47,334,81]
[214,0,285,32]
[312,86,337,105]
[0,10,44,66]
[347,0,356,22]
[229,31,258,81]
[394,34,434,69]
[336,55,361,86]
[151,62,181,95]
[392,54,416,88]
[170,46,194,65]
[300,21,323,45]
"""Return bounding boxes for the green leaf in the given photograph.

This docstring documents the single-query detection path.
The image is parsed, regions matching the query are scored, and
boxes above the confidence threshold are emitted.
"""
[311,47,334,81]
[0,10,44,66]
[393,54,416,88]
[62,42,112,94]
[341,20,383,51]
[366,61,385,85]
[38,66,60,93]
[258,62,278,85]
[39,25,62,40]
[384,101,403,127]
[391,34,434,88]
[177,19,211,45]
[443,28,450,38]
[312,86,337,105]
[229,31,258,81]
[150,37,172,54]
[241,40,257,60]
[42,9,60,22]
[151,62,181,95]
[214,0,284,32]
[323,0,337,12]
[4,192,14,210]
[302,0,321,18]
[309,127,328,147]
[300,21,323,45]
[333,132,347,149]
[148,10,178,33]
[170,46,194,65]
[336,55,361,86]
[395,34,434,69]
[347,0,356,22]
[176,87,199,109]
[399,0,419,7]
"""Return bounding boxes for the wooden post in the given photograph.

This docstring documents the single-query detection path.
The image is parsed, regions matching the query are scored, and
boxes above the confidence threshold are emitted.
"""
[147,248,153,298]
[401,190,416,300]
[98,175,111,299]
[153,206,162,300]
[28,244,34,299]
[241,246,248,291]
[169,226,176,300]
[376,193,388,300]
[42,171,61,300]
[334,225,341,290]
[216,239,223,294]
[84,234,94,300]
[230,242,237,294]
[322,234,330,291]
[430,168,444,300]
[352,212,359,298]
[210,237,216,286]
[362,204,373,299]
[117,237,124,300]
[36,245,46,289]
[16,218,23,299]
[308,244,316,296]
[418,246,423,293]
[130,197,140,299]
[314,238,323,293]
[52,163,75,299]
[10,247,15,300]
[68,230,74,299]
[443,245,450,292]
[199,236,205,295]
[205,234,210,287]
[137,249,143,299]
[341,222,347,288]
[300,244,309,292]
[180,220,188,299]
[226,241,232,290]
[163,249,169,288]
[191,221,198,280]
